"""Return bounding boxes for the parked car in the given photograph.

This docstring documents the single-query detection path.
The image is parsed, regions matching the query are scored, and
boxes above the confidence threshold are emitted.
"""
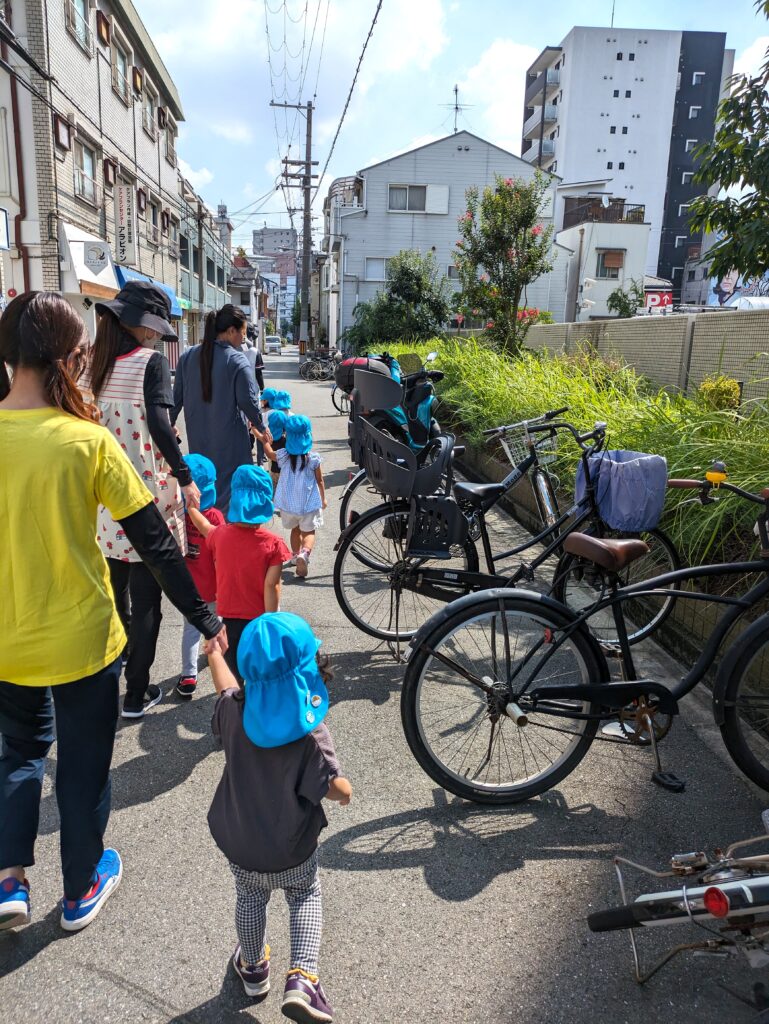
[265,335,282,354]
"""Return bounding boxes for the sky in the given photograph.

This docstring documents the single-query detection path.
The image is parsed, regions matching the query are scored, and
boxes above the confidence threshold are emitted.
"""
[133,0,769,249]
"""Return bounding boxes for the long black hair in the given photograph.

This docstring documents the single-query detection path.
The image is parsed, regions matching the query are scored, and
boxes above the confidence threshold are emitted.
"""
[200,304,248,402]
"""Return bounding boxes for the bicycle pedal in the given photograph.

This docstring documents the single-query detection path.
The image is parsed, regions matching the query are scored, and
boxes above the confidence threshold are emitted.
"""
[652,770,686,793]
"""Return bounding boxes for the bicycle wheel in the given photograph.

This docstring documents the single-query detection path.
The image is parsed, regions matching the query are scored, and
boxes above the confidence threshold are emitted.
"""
[338,468,385,531]
[401,591,603,804]
[333,501,479,641]
[720,616,769,792]
[332,386,350,415]
[551,528,680,647]
[299,360,315,381]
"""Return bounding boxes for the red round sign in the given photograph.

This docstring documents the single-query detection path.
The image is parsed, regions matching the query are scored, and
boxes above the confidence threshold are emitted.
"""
[7,288,16,298]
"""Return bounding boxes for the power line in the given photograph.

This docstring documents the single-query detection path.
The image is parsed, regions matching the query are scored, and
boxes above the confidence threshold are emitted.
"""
[312,0,384,206]
[312,0,331,99]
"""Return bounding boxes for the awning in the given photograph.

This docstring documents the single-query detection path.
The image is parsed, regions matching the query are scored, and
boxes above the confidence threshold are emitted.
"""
[59,222,119,300]
[115,266,182,318]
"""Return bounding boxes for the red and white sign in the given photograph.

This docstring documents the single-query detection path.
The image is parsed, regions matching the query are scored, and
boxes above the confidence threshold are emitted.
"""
[645,290,673,310]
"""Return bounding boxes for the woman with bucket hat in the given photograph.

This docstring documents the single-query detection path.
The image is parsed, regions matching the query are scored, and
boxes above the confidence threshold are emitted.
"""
[0,291,226,934]
[206,612,351,1021]
[172,304,270,512]
[83,280,198,719]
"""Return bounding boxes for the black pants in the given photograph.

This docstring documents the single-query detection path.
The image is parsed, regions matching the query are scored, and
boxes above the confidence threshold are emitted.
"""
[222,617,250,688]
[108,559,163,702]
[0,659,120,898]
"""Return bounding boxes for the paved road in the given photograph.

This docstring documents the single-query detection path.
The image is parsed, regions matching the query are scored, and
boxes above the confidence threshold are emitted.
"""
[2,346,766,1024]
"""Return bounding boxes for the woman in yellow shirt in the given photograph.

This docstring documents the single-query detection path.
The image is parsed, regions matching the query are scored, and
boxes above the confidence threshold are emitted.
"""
[0,292,226,934]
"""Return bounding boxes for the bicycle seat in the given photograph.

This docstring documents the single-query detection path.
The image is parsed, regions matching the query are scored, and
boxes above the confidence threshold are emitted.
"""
[562,533,649,573]
[453,480,507,510]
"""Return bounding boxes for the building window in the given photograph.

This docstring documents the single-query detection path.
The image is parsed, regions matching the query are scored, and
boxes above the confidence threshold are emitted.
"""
[678,203,690,218]
[170,218,179,243]
[111,37,130,103]
[685,138,698,153]
[180,234,189,269]
[149,201,160,245]
[610,125,616,134]
[447,265,460,280]
[165,118,177,166]
[607,161,613,169]
[629,52,635,61]
[675,235,688,248]
[682,171,694,185]
[240,290,251,305]
[618,161,625,169]
[388,184,426,212]
[613,89,619,97]
[596,250,624,279]
[136,188,146,217]
[616,52,623,60]
[207,258,216,285]
[74,140,98,204]
[142,82,158,139]
[689,106,701,119]
[103,159,117,189]
[365,257,389,280]
[192,246,200,276]
[622,126,628,134]
[217,266,225,289]
[625,89,631,98]
[687,269,696,282]
[692,71,705,85]
[53,114,72,150]
[65,0,92,53]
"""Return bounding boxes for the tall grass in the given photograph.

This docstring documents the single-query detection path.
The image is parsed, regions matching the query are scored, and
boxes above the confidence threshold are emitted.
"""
[391,337,769,566]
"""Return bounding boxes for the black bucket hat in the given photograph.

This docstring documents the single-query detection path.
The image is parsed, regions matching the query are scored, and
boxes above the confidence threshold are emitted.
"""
[95,280,177,340]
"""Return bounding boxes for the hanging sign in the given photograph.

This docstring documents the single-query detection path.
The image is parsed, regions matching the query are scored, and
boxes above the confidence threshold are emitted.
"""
[84,241,109,273]
[114,184,137,266]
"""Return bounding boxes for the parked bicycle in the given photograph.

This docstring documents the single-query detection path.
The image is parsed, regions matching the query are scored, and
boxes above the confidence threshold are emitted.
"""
[331,385,350,416]
[589,811,769,989]
[400,467,769,804]
[333,411,680,646]
[300,352,335,381]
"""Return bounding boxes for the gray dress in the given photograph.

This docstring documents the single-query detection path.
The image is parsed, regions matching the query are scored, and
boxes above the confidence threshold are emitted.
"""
[172,340,265,511]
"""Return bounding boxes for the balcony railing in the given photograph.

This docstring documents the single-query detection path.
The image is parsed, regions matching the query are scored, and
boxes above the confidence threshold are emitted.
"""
[65,0,92,52]
[112,66,130,103]
[522,104,558,140]
[74,167,99,205]
[142,107,157,139]
[165,135,176,166]
[562,198,646,230]
[148,224,160,245]
[525,67,560,106]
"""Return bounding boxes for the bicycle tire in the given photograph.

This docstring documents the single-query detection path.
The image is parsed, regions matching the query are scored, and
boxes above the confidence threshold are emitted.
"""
[719,615,769,792]
[401,589,604,804]
[299,360,315,381]
[338,468,376,531]
[333,501,479,641]
[551,527,681,647]
[332,386,350,415]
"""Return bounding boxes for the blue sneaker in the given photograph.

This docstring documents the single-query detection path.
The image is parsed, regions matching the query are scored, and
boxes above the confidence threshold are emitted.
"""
[0,877,31,930]
[60,849,122,932]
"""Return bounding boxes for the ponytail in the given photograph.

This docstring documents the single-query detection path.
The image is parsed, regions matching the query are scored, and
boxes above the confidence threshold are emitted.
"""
[0,291,99,422]
[199,304,248,404]
[89,308,124,399]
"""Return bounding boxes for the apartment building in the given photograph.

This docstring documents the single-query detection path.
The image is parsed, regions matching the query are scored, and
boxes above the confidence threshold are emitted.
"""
[521,27,733,295]
[320,131,572,346]
[253,224,297,256]
[177,178,231,348]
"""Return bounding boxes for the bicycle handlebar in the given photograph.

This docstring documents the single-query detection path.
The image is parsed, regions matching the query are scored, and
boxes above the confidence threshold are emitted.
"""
[668,478,768,505]
[481,407,571,438]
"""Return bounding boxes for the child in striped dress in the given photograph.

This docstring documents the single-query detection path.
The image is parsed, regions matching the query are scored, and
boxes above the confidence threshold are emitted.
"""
[262,415,326,579]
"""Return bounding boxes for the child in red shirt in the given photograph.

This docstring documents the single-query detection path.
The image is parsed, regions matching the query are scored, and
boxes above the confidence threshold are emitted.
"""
[202,464,290,685]
[176,455,226,700]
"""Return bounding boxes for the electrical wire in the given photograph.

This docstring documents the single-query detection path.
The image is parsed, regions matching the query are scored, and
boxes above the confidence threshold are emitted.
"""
[312,0,331,100]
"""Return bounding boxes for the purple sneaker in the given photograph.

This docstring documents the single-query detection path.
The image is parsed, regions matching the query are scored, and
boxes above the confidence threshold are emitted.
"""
[281,970,333,1023]
[233,943,270,999]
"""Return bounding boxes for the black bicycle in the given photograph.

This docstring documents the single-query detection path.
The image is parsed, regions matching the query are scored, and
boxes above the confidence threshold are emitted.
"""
[333,411,680,645]
[400,468,769,804]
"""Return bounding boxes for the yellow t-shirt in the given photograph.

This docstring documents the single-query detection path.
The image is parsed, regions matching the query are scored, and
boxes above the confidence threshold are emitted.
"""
[0,406,153,686]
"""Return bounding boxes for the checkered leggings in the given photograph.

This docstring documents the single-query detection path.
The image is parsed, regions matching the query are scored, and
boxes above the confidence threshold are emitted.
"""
[229,852,322,971]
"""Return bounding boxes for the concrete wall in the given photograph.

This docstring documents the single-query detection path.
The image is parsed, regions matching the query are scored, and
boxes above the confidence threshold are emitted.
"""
[525,310,769,401]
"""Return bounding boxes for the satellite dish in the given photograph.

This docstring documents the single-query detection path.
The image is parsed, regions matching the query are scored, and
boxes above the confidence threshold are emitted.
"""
[601,195,611,208]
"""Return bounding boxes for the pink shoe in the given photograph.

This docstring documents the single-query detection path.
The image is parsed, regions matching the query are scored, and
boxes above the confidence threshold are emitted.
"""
[295,548,310,578]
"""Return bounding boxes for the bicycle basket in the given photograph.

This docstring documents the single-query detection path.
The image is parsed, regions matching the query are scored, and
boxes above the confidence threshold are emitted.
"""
[405,496,469,559]
[502,425,558,468]
[360,419,417,499]
[576,450,668,532]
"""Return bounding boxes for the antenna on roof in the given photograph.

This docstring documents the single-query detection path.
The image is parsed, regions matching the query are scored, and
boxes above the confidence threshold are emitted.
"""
[440,84,474,134]
[610,0,616,28]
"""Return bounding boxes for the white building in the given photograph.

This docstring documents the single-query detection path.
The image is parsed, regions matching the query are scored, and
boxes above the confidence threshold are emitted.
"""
[522,27,733,294]
[278,274,297,329]
[320,131,572,347]
[253,225,297,256]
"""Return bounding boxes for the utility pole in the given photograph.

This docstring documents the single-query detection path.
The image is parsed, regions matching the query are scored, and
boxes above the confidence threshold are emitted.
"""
[270,99,318,361]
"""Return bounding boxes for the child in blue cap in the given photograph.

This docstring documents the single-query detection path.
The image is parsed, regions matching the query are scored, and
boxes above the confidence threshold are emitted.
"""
[176,455,226,699]
[266,409,287,493]
[206,613,351,1022]
[263,415,326,579]
[193,465,291,685]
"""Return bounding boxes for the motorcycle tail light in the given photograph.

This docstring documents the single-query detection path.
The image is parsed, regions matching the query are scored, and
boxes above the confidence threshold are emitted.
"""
[703,886,731,918]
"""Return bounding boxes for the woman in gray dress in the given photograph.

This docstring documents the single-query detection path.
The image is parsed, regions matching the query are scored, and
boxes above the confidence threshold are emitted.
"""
[172,305,270,511]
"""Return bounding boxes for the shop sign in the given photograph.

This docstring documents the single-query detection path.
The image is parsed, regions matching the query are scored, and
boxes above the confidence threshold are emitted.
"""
[645,290,672,310]
[114,184,137,266]
[84,241,109,273]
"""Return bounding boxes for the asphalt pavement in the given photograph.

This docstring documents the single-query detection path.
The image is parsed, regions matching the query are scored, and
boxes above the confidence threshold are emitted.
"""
[1,345,766,1024]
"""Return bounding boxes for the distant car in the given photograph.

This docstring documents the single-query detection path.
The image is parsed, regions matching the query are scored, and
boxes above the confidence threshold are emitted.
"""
[265,335,282,354]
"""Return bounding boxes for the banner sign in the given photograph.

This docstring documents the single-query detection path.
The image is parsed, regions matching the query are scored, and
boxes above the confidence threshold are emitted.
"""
[645,291,672,310]
[114,184,136,266]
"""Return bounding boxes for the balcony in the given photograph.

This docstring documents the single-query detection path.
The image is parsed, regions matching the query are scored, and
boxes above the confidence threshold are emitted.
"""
[525,67,560,107]
[74,167,99,206]
[65,0,93,54]
[522,139,555,164]
[142,107,157,140]
[562,198,646,230]
[522,104,558,140]
[148,224,160,246]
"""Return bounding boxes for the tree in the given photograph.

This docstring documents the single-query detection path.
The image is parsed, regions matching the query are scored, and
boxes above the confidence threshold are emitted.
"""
[454,172,554,355]
[280,318,291,336]
[235,245,247,258]
[688,2,769,280]
[343,249,450,352]
[291,296,301,337]
[606,279,645,318]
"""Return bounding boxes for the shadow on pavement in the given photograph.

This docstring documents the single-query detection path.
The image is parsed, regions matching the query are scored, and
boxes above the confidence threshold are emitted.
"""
[0,906,67,979]
[322,788,618,901]
[326,650,404,707]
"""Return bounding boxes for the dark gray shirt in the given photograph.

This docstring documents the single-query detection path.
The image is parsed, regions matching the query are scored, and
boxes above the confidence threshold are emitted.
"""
[208,688,341,873]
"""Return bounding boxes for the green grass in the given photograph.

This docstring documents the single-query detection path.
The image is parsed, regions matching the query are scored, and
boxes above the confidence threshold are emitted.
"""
[391,337,769,567]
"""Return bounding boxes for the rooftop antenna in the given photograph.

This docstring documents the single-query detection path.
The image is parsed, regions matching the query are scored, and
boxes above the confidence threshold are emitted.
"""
[441,84,474,134]
[611,0,616,27]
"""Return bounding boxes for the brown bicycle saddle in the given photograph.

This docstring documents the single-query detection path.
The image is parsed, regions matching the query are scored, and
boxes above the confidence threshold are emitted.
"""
[562,533,650,573]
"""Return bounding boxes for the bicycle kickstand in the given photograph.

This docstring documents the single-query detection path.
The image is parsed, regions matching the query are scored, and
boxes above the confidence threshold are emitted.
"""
[642,710,686,794]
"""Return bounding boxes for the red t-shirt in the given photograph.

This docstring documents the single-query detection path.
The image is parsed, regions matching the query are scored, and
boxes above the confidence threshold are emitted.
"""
[209,524,291,619]
[184,507,226,603]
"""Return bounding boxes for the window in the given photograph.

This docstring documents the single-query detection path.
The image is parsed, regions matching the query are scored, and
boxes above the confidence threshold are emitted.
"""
[607,161,613,169]
[596,250,624,279]
[206,258,216,285]
[618,161,625,169]
[687,269,696,282]
[240,290,251,305]
[613,89,619,98]
[149,201,160,244]
[692,71,705,85]
[388,184,426,212]
[142,82,158,139]
[678,203,690,218]
[96,11,110,45]
[629,52,635,61]
[625,89,631,98]
[689,105,701,119]
[65,0,92,52]
[74,140,98,204]
[610,125,616,134]
[675,235,688,247]
[165,118,177,166]
[682,171,694,185]
[111,37,130,103]
[103,159,116,188]
[136,188,146,217]
[170,218,179,244]
[622,126,628,134]
[192,245,200,275]
[616,52,623,60]
[447,265,460,280]
[53,113,71,150]
[180,234,189,269]
[685,138,698,152]
[217,266,225,289]
[365,257,389,280]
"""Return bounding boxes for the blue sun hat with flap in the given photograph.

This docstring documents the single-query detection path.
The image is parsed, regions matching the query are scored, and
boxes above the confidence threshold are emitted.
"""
[268,409,287,440]
[185,454,217,511]
[272,390,292,411]
[238,612,329,748]
[260,387,278,408]
[284,414,313,456]
[227,464,274,525]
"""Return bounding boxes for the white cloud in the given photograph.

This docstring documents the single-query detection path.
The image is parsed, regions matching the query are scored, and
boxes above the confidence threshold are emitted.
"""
[362,133,442,169]
[150,0,265,61]
[178,157,213,191]
[210,119,254,144]
[264,157,282,179]
[459,39,540,156]
[734,36,769,78]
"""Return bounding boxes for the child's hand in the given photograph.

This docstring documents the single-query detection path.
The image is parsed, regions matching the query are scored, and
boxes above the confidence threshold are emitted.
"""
[326,776,352,806]
[322,498,328,510]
